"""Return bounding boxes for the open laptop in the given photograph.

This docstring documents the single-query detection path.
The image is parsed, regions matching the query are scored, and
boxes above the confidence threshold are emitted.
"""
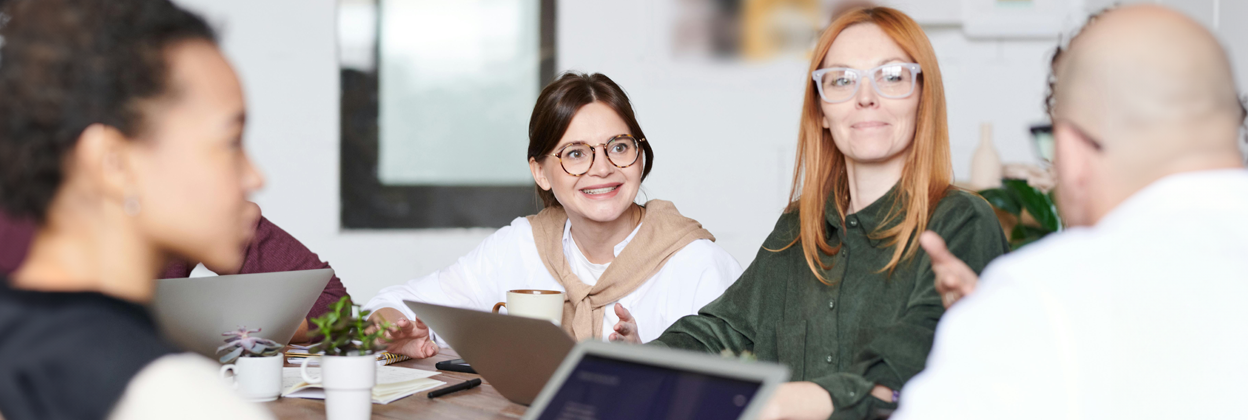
[151,268,333,358]
[524,340,789,420]
[405,301,576,405]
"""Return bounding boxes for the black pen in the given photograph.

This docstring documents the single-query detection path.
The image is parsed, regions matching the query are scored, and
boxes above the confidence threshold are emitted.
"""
[427,378,482,398]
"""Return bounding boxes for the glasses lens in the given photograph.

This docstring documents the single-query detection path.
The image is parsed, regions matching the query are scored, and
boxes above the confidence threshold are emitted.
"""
[820,70,859,102]
[605,136,639,167]
[560,143,593,174]
[873,64,915,98]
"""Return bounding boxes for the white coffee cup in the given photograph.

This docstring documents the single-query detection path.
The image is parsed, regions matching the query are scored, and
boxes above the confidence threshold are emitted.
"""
[219,354,284,402]
[492,289,564,326]
[300,354,376,420]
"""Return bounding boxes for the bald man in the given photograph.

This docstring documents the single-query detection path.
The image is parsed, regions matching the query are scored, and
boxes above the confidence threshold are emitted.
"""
[893,5,1248,419]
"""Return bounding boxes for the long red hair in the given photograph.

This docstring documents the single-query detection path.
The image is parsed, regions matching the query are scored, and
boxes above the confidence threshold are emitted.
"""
[782,6,952,282]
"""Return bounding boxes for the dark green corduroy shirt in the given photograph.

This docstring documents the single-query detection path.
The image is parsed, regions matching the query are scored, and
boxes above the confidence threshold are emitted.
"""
[652,187,1009,420]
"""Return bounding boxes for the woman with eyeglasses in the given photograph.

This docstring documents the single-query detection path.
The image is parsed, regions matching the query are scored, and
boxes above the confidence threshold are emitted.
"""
[364,72,742,358]
[611,7,1009,420]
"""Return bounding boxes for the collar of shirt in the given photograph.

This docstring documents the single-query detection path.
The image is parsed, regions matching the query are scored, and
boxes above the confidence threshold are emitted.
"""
[1095,168,1248,232]
[824,182,903,247]
[561,218,644,261]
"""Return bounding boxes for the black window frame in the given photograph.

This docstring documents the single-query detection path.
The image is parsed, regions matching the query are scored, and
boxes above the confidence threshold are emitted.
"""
[340,0,557,229]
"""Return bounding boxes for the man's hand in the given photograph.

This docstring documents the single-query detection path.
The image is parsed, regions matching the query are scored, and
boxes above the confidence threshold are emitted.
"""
[919,231,979,308]
[608,303,641,344]
[759,382,834,420]
[370,307,438,359]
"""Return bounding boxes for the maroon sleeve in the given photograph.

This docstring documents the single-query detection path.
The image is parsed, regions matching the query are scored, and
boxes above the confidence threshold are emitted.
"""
[230,216,350,321]
[0,212,35,276]
[2,212,348,322]
[3,211,195,278]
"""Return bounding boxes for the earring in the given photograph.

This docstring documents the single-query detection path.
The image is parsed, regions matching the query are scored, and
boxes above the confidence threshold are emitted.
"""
[124,195,141,216]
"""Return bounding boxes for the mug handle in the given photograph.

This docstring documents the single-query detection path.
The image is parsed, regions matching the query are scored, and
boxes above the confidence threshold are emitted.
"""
[492,302,506,314]
[219,364,238,389]
[300,355,322,384]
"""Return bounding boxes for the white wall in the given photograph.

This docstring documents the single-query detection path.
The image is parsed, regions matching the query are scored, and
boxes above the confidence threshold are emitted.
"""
[174,0,1248,302]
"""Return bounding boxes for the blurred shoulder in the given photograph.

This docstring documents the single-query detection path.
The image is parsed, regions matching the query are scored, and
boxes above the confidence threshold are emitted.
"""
[760,210,802,251]
[112,353,274,419]
[482,216,537,245]
[668,238,739,269]
[932,188,997,221]
[927,188,1001,234]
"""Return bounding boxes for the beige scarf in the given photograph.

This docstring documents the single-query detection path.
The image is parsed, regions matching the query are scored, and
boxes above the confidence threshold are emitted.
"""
[527,200,714,340]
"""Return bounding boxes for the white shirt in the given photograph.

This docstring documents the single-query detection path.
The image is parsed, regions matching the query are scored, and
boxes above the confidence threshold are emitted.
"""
[364,217,743,343]
[565,220,622,286]
[894,169,1248,420]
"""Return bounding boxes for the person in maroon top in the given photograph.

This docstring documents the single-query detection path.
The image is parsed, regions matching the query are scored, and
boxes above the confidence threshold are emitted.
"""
[0,202,349,343]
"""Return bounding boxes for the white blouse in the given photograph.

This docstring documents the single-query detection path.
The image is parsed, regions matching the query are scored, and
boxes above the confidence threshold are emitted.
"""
[363,217,743,343]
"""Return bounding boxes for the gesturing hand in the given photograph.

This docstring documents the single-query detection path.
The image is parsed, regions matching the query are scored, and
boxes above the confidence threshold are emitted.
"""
[370,308,439,359]
[758,382,834,420]
[919,231,979,309]
[608,303,641,344]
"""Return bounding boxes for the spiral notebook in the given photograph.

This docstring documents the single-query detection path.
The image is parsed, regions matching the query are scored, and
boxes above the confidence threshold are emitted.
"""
[281,366,444,404]
[284,346,412,367]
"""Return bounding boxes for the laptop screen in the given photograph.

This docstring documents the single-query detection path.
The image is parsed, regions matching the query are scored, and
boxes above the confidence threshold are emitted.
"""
[533,354,764,420]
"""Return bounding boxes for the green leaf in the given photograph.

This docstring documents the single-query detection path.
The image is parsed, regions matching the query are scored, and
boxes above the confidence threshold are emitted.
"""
[1003,179,1061,232]
[219,347,243,364]
[1009,224,1052,250]
[978,188,1022,215]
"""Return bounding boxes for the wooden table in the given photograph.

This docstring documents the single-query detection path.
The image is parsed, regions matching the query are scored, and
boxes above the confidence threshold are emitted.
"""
[266,350,528,419]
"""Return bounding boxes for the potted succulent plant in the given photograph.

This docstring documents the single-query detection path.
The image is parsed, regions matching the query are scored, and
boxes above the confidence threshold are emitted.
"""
[217,326,285,402]
[300,297,391,420]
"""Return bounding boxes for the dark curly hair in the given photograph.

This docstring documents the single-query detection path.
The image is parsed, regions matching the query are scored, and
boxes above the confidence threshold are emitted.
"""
[0,0,216,223]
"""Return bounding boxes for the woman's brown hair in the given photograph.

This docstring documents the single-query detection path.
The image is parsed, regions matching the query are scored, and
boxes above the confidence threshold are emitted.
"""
[527,72,655,208]
[781,6,952,282]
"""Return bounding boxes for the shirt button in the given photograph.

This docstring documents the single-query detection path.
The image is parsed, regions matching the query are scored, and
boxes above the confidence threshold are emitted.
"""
[849,219,858,227]
[828,300,835,309]
[825,355,833,363]
[849,391,856,397]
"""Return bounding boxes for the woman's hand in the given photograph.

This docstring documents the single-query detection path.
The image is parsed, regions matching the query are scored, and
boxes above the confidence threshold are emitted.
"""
[608,303,641,344]
[759,382,834,420]
[370,307,439,359]
[919,231,979,308]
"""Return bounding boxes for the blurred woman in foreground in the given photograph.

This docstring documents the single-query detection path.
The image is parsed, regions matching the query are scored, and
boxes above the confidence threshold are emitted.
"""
[0,0,272,418]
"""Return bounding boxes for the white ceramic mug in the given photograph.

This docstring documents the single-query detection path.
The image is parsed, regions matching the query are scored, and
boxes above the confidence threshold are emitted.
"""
[219,354,284,402]
[492,289,564,326]
[300,354,376,420]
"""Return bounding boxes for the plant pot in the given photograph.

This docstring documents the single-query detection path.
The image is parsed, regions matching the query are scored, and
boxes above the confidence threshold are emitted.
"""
[219,354,284,402]
[301,353,376,420]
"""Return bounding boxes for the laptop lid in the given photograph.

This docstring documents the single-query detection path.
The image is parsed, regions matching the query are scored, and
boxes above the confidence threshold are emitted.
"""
[405,300,576,405]
[151,268,333,358]
[524,340,790,420]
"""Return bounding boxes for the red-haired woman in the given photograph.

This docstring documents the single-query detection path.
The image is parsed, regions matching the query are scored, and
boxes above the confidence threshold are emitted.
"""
[613,7,1009,420]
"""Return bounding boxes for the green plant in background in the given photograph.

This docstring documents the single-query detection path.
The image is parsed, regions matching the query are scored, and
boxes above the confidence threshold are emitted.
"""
[979,179,1062,250]
[308,296,392,356]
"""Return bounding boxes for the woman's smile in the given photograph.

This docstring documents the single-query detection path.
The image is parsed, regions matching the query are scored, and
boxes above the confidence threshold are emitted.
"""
[579,182,622,199]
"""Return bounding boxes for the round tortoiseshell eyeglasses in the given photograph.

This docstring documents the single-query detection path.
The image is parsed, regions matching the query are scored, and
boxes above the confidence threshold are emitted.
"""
[547,134,646,176]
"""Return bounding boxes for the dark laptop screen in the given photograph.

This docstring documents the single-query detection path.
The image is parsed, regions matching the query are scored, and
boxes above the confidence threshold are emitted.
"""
[534,354,763,420]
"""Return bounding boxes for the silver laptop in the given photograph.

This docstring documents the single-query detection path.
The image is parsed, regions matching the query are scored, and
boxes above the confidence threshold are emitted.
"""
[524,340,790,420]
[151,268,333,358]
[405,300,576,405]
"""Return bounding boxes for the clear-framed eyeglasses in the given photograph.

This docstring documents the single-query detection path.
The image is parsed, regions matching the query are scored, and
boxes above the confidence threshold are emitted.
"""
[811,63,922,104]
[548,134,646,176]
